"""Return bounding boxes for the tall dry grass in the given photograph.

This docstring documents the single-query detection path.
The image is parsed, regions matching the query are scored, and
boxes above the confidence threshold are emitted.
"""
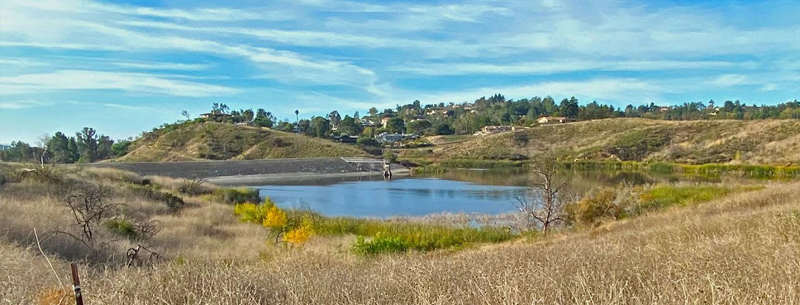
[3,170,799,303]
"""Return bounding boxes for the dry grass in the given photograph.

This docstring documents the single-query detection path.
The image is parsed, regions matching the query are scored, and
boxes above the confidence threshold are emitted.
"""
[118,122,367,162]
[435,118,800,165]
[3,159,799,303]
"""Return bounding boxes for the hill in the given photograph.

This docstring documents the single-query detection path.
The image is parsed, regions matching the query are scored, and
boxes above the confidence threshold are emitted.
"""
[117,122,368,162]
[423,118,800,165]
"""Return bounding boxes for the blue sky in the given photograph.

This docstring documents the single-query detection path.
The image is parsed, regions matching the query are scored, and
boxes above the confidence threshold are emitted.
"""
[0,0,798,143]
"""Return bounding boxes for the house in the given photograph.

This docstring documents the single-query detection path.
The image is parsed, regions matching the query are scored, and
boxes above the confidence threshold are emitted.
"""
[376,132,417,144]
[537,116,570,124]
[380,117,392,126]
[332,135,358,144]
[200,112,230,121]
[481,126,512,134]
[361,120,376,127]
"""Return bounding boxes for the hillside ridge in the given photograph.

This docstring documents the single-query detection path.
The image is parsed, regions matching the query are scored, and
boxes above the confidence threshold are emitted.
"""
[117,122,368,162]
[428,118,800,165]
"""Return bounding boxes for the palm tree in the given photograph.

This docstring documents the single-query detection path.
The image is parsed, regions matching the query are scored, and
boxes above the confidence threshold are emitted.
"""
[294,110,300,133]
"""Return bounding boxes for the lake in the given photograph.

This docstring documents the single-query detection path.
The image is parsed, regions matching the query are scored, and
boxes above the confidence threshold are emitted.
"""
[257,168,747,218]
[258,177,528,218]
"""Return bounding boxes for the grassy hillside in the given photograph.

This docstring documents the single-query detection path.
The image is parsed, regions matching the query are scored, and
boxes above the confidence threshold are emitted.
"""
[425,118,800,165]
[117,122,367,162]
[2,162,798,303]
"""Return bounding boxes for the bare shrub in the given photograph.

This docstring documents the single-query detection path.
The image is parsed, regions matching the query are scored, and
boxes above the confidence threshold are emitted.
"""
[514,155,573,235]
[58,183,117,246]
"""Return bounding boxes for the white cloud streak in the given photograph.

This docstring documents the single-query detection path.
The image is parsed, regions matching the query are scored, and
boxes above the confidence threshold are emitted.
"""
[2,70,238,97]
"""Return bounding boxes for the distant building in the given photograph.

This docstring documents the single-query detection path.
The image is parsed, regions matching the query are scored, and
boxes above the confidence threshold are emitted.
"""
[200,112,230,121]
[332,135,358,144]
[481,126,512,134]
[537,116,570,124]
[380,117,392,126]
[376,132,417,144]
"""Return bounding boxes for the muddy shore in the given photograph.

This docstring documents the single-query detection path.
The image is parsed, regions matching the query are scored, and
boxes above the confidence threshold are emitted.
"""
[88,157,408,185]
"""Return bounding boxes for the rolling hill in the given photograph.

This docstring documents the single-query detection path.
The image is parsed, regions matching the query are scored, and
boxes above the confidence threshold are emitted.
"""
[115,122,368,162]
[424,118,800,165]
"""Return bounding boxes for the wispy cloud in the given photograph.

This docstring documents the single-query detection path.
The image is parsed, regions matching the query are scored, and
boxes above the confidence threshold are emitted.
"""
[2,70,238,97]
[711,74,749,87]
[1,0,798,143]
[0,99,53,109]
[113,61,213,71]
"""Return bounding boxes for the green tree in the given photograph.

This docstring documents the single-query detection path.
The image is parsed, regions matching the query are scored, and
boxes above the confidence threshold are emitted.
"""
[435,123,455,135]
[110,140,131,157]
[310,117,331,137]
[406,119,432,135]
[76,127,99,162]
[338,116,360,136]
[560,97,579,119]
[47,132,74,163]
[385,117,405,133]
[97,135,114,160]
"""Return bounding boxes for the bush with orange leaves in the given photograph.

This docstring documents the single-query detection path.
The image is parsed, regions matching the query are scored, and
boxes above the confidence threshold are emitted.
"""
[234,197,314,246]
[36,287,75,305]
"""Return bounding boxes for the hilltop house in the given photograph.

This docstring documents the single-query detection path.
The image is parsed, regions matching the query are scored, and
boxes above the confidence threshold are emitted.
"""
[200,112,230,121]
[376,132,417,144]
[481,125,512,134]
[537,116,570,124]
[380,117,392,127]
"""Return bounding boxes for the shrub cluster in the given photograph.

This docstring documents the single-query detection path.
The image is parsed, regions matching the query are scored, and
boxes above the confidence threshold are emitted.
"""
[212,188,260,204]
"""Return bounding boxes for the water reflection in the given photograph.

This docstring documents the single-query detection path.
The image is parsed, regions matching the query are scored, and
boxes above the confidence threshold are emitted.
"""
[258,178,527,218]
[258,168,744,218]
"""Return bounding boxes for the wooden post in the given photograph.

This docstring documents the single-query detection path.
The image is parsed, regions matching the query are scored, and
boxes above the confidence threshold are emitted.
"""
[70,263,84,305]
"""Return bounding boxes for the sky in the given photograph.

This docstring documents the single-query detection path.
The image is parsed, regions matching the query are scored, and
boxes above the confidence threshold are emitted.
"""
[0,0,798,143]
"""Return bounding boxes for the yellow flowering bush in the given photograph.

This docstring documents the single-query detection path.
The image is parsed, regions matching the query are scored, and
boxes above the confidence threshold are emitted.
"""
[234,196,314,246]
[263,206,288,230]
[284,218,314,245]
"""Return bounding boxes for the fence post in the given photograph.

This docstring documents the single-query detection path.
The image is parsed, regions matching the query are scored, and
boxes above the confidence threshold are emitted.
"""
[70,263,84,305]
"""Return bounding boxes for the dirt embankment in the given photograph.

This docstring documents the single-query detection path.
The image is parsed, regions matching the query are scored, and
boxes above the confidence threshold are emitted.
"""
[87,158,408,185]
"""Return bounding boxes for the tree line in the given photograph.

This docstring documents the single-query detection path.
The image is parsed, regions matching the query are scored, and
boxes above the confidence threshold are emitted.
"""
[0,127,130,164]
[192,97,800,140]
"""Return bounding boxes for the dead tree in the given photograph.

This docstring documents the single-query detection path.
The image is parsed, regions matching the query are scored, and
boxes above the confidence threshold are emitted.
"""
[60,183,116,245]
[514,155,570,235]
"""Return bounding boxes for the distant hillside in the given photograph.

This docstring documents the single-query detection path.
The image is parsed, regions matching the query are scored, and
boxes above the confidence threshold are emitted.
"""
[116,122,367,162]
[426,118,800,165]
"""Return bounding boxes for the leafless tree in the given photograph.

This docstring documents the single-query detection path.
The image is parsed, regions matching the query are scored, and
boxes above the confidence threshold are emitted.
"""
[35,133,51,168]
[514,155,571,235]
[181,110,191,121]
[59,183,117,245]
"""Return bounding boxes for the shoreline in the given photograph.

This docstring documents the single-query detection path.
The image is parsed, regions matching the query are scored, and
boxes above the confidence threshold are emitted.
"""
[206,168,411,186]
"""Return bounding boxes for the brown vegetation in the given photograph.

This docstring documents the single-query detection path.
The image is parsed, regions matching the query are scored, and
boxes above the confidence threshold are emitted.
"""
[118,122,367,162]
[426,118,800,165]
[2,160,799,303]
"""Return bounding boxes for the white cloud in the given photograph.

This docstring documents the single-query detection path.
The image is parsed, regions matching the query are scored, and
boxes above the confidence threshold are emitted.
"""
[711,74,749,87]
[0,99,53,109]
[761,84,779,92]
[113,61,213,71]
[2,70,238,97]
[393,60,747,76]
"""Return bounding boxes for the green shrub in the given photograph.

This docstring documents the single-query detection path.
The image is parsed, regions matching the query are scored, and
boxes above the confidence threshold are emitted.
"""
[104,218,138,241]
[638,185,734,212]
[312,215,516,255]
[648,162,674,174]
[212,188,260,204]
[352,234,409,255]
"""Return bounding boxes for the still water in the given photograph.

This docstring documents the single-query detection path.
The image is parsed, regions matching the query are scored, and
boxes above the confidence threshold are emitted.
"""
[258,177,528,218]
[257,168,729,218]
